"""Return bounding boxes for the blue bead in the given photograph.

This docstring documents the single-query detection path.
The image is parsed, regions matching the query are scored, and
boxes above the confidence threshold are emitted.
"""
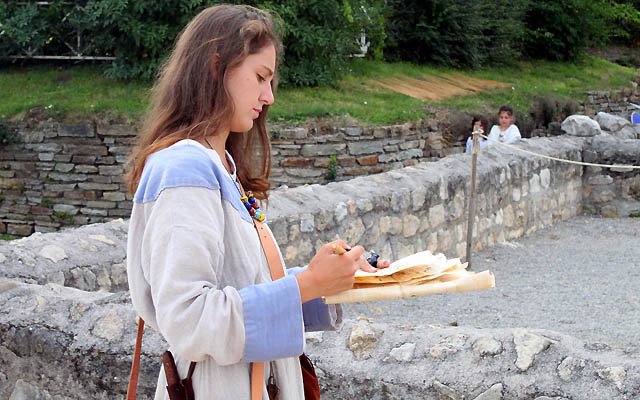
[244,202,252,211]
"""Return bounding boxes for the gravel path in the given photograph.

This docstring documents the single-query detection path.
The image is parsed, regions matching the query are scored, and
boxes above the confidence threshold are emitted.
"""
[344,215,640,354]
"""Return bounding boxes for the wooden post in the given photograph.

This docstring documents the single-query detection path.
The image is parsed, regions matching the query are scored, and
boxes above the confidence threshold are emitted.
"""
[465,129,481,269]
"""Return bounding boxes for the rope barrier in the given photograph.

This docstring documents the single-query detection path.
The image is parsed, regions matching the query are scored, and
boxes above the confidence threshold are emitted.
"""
[477,133,640,170]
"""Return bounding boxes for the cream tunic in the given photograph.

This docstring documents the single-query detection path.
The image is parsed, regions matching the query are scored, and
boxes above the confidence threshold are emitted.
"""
[127,140,341,399]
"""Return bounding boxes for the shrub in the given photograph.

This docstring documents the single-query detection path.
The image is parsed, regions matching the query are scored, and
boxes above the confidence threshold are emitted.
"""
[40,197,53,209]
[244,0,387,86]
[0,121,14,145]
[325,154,338,182]
[53,211,74,225]
[530,95,581,131]
[383,0,524,67]
[521,0,611,61]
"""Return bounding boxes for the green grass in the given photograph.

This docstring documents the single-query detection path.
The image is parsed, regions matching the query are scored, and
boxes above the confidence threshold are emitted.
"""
[437,56,638,116]
[1,63,149,122]
[1,55,637,126]
[0,234,20,240]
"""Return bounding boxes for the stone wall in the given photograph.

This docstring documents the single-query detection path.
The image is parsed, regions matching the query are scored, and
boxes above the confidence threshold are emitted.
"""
[582,137,640,217]
[0,122,134,236]
[266,136,584,267]
[271,119,448,187]
[0,82,636,237]
[0,119,450,236]
[582,87,640,116]
[2,135,640,399]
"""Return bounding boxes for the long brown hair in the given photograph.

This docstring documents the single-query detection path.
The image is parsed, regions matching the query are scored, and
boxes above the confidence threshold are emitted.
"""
[470,114,489,138]
[125,5,282,200]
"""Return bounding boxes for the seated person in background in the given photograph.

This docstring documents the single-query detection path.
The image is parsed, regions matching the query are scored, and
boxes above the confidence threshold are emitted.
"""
[488,105,521,144]
[465,115,490,153]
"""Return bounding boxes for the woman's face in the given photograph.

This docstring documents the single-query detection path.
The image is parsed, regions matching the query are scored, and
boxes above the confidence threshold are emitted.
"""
[225,44,276,133]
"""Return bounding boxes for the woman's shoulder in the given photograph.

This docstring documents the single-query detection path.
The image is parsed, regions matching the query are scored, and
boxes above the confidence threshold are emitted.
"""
[134,140,222,203]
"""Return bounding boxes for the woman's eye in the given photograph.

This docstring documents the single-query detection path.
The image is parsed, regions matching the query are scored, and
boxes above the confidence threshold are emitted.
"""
[257,74,265,82]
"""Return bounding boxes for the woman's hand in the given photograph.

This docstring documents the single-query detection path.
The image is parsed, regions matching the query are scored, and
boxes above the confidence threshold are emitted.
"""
[295,240,391,303]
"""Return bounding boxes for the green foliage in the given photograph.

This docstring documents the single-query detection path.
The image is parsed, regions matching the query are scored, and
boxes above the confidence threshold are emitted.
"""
[250,0,387,86]
[598,0,640,45]
[0,234,20,241]
[521,0,610,61]
[53,211,74,225]
[83,0,203,80]
[383,0,524,67]
[0,0,386,86]
[325,154,338,182]
[0,121,14,145]
[40,197,53,209]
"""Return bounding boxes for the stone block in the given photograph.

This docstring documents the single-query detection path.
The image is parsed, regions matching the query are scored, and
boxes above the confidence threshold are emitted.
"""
[65,144,108,156]
[300,143,346,157]
[7,223,33,236]
[561,115,602,137]
[74,165,98,174]
[108,146,131,155]
[86,201,117,209]
[98,165,124,176]
[102,192,126,202]
[281,158,313,168]
[357,155,378,166]
[279,127,307,139]
[97,124,136,136]
[80,208,108,217]
[59,124,94,138]
[344,127,363,136]
[72,155,97,164]
[347,141,383,155]
[78,183,119,191]
[337,156,355,167]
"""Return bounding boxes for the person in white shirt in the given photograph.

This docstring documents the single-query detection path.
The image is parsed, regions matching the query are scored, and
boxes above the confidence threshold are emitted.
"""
[487,105,521,145]
[465,115,490,153]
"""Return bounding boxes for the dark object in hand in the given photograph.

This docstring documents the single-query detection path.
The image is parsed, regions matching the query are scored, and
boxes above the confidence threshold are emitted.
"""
[366,251,380,268]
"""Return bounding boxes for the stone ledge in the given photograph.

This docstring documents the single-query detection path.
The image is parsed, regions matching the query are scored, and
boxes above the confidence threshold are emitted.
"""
[1,281,638,399]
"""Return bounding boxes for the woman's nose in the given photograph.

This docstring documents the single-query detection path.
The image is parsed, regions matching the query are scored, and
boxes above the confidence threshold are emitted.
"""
[260,84,275,105]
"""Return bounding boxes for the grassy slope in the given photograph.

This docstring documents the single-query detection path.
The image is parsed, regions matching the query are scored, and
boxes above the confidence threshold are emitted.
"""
[1,56,637,126]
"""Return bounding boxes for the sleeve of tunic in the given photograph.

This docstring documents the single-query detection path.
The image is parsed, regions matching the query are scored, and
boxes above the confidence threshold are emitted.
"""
[286,266,343,332]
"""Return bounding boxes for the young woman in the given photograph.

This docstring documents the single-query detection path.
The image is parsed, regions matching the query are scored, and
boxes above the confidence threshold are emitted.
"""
[465,115,490,153]
[125,5,388,399]
[487,105,521,144]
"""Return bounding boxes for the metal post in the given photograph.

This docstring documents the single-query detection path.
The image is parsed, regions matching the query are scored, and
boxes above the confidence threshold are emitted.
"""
[465,128,481,269]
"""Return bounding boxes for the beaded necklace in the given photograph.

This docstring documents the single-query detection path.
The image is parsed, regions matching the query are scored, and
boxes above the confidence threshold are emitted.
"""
[203,137,266,222]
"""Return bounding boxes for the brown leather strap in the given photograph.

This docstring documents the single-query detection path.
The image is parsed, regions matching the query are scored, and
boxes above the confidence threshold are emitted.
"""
[254,220,285,280]
[250,220,286,400]
[186,361,197,380]
[251,362,264,400]
[126,316,145,400]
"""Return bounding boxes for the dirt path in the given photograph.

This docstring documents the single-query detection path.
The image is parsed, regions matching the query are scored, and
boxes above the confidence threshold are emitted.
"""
[370,73,510,101]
